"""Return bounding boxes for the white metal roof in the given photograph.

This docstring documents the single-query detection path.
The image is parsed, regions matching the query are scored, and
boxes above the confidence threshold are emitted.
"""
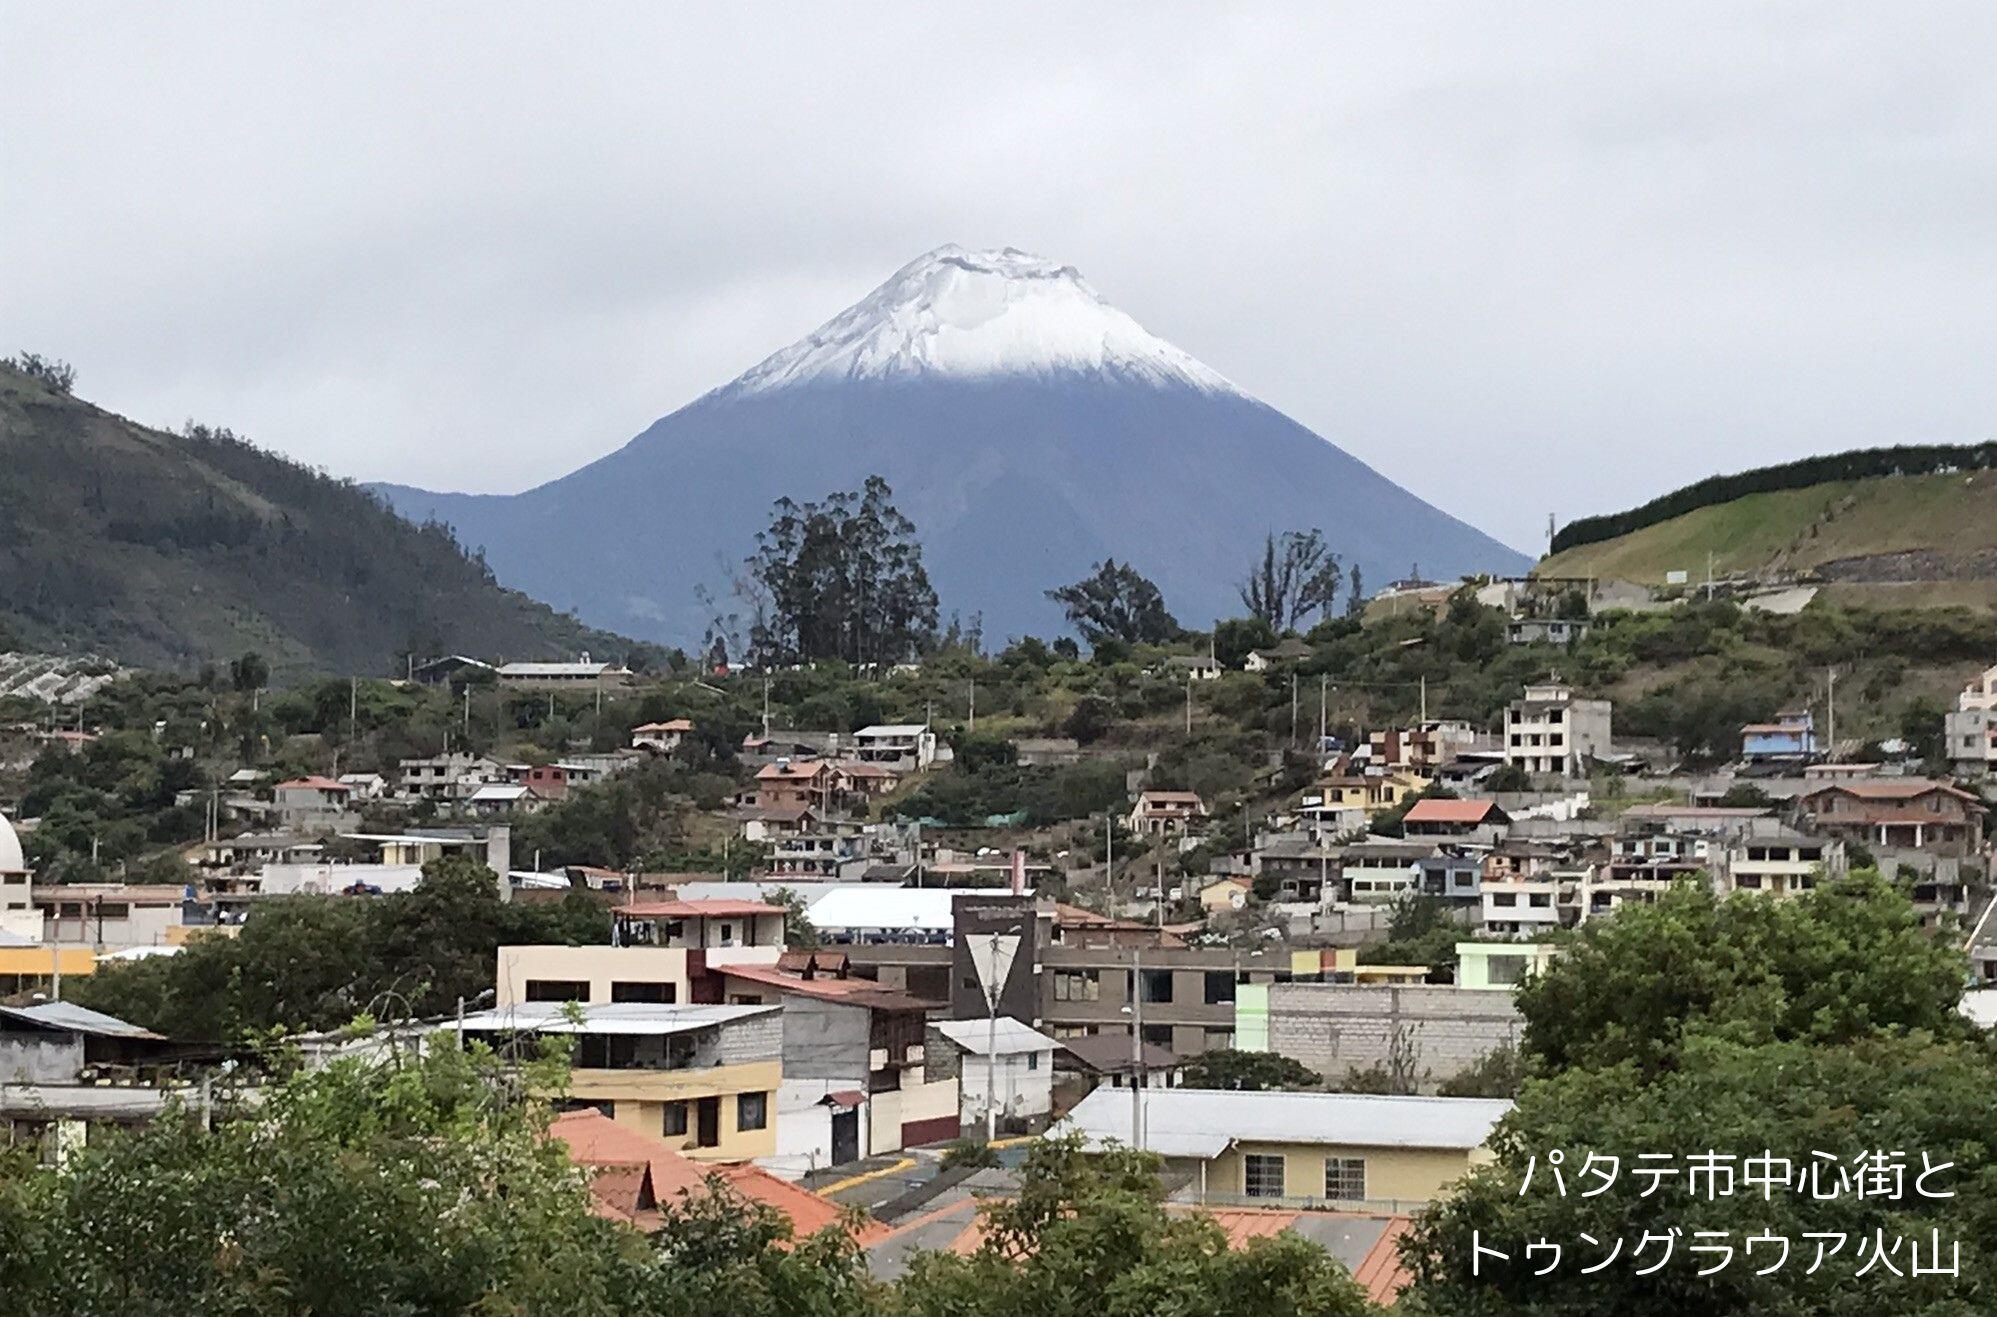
[498,662,615,677]
[455,1002,779,1035]
[1055,1087,1512,1159]
[1,1001,165,1040]
[856,724,929,737]
[802,886,1006,933]
[932,1016,1059,1056]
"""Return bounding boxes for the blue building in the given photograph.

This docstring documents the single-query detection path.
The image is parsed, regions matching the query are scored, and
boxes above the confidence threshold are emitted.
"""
[1741,709,1817,763]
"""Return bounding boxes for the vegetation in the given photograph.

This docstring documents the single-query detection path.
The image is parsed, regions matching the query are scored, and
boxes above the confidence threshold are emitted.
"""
[743,475,938,666]
[1550,441,1997,553]
[1180,1049,1323,1091]
[1399,874,1990,1313]
[1046,559,1180,648]
[1238,528,1343,631]
[0,1050,1389,1315]
[0,363,648,675]
[67,856,609,1041]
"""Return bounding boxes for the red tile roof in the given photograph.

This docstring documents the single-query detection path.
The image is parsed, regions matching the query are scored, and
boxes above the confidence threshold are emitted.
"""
[618,899,785,919]
[1401,798,1503,825]
[276,776,350,791]
[717,963,930,1011]
[548,1109,880,1244]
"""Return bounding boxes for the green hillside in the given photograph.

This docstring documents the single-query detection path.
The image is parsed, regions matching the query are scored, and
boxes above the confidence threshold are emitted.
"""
[1539,468,1997,608]
[0,361,649,676]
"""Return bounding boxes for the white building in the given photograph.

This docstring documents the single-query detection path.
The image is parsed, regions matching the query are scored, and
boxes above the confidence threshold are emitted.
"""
[0,811,35,942]
[851,724,941,772]
[1946,665,1997,778]
[1502,681,1612,779]
[931,1016,1058,1133]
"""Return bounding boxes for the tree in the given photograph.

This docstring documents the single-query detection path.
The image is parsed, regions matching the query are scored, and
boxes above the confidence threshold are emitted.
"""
[746,475,938,664]
[1212,616,1277,669]
[1401,1034,1997,1314]
[1516,873,1969,1079]
[1345,563,1365,617]
[1434,1043,1524,1098]
[1238,529,1343,631]
[1061,695,1113,745]
[1180,1049,1322,1091]
[0,1044,648,1314]
[1046,560,1179,649]
[228,650,269,693]
[1484,763,1531,793]
[767,886,820,950]
[4,351,76,394]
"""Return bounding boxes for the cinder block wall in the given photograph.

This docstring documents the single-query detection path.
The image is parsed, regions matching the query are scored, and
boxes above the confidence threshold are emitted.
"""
[1266,983,1522,1091]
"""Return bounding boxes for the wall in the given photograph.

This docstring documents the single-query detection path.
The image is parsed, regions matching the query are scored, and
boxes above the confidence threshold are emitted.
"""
[584,1057,782,1161]
[1266,983,1522,1089]
[778,996,870,1082]
[0,1032,83,1084]
[495,945,691,1006]
[1204,1140,1485,1210]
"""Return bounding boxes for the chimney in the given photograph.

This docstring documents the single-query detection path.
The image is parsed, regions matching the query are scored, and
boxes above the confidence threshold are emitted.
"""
[1010,849,1026,896]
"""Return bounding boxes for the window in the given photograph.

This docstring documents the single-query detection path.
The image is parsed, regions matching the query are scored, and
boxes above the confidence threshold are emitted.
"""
[96,903,131,919]
[611,980,675,1004]
[1244,1154,1286,1199]
[524,979,591,1002]
[1324,1157,1367,1202]
[737,1091,768,1132]
[1026,1051,1040,1071]
[1142,1024,1172,1048]
[661,1101,688,1137]
[1486,955,1526,986]
[1139,969,1174,1004]
[1204,971,1236,1005]
[1052,972,1099,1002]
[1491,892,1517,907]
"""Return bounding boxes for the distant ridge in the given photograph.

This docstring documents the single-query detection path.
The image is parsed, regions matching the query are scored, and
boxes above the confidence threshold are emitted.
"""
[0,363,648,675]
[375,245,1529,645]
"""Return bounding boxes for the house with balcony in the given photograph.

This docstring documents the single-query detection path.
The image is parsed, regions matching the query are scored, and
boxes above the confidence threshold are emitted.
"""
[271,776,352,826]
[1400,798,1510,841]
[1127,790,1209,837]
[458,1002,781,1162]
[631,719,694,752]
[1315,771,1429,816]
[1367,722,1479,774]
[1717,828,1843,897]
[851,724,941,773]
[750,759,841,813]
[713,962,959,1172]
[1480,875,1563,935]
[1502,681,1611,780]
[1740,709,1817,765]
[495,899,786,1010]
[1795,780,1988,856]
[1341,839,1437,903]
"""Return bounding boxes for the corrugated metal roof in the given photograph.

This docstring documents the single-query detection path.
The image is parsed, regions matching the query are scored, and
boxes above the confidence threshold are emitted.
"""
[932,1017,1058,1056]
[456,1002,778,1035]
[3,1001,165,1040]
[1056,1087,1511,1155]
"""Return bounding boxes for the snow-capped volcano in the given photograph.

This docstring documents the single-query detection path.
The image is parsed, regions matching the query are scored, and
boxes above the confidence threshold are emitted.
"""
[374,246,1528,646]
[725,245,1237,396]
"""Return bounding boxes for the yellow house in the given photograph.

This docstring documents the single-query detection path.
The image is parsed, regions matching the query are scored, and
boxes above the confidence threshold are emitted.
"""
[1198,876,1253,915]
[495,899,787,1008]
[1056,1088,1509,1210]
[1315,771,1431,815]
[458,1001,784,1162]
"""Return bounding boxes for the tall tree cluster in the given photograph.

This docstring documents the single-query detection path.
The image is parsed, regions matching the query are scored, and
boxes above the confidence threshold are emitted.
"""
[1045,559,1179,648]
[746,476,939,665]
[1239,529,1343,632]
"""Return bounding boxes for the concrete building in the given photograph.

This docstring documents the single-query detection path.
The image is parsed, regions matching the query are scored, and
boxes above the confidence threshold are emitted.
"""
[270,776,353,825]
[1455,942,1557,991]
[850,724,940,772]
[496,899,786,1008]
[1055,1087,1509,1209]
[630,719,694,752]
[1502,681,1611,779]
[713,962,958,1173]
[1740,709,1817,765]
[1126,790,1209,837]
[459,1002,782,1161]
[38,884,188,950]
[495,661,634,690]
[1795,780,1988,855]
[929,1016,1058,1136]
[0,810,32,942]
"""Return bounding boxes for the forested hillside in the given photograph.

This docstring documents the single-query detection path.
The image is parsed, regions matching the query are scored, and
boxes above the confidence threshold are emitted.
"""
[0,360,648,676]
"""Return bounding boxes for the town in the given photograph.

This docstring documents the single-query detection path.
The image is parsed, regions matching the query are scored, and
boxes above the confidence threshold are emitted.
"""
[3,572,1993,1308]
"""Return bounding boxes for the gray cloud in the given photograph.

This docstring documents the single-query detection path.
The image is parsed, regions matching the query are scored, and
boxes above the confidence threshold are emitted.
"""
[6,2,1995,553]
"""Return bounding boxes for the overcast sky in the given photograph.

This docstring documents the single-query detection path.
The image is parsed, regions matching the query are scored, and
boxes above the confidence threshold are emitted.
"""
[7,4,1996,554]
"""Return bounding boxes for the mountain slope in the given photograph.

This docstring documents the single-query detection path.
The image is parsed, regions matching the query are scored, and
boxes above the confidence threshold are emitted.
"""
[0,363,647,675]
[1538,467,1997,610]
[376,246,1527,646]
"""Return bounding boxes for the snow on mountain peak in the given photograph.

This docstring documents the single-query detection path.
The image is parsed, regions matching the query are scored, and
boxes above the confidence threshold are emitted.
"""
[723,245,1239,396]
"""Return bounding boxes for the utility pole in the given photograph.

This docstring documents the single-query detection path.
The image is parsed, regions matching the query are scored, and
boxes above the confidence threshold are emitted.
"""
[1129,945,1144,1153]
[1419,675,1428,724]
[1105,811,1114,891]
[348,676,358,744]
[1290,673,1299,746]
[969,678,976,731]
[762,677,771,740]
[1318,675,1328,754]
[1826,668,1837,758]
[1185,673,1193,734]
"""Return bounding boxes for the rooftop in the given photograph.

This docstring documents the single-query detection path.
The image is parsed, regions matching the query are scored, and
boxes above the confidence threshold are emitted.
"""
[1056,1087,1512,1160]
[932,1017,1059,1056]
[617,899,786,919]
[456,1002,779,1036]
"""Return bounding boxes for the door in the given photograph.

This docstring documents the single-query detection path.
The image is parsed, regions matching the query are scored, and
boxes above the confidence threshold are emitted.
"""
[830,1108,859,1166]
[696,1096,721,1149]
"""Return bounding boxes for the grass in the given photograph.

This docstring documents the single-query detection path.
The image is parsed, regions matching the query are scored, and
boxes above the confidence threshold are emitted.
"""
[1539,471,1997,587]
